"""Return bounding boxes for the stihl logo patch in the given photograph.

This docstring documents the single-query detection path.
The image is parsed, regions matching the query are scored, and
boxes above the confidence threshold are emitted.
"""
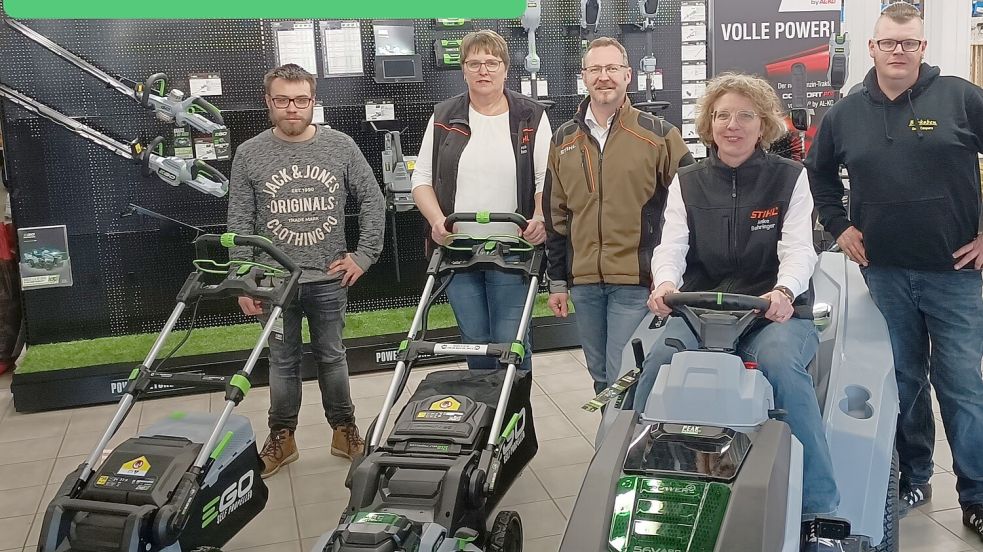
[750,208,779,220]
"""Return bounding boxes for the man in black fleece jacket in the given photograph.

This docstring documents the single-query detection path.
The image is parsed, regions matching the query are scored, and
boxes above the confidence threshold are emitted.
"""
[806,3,983,539]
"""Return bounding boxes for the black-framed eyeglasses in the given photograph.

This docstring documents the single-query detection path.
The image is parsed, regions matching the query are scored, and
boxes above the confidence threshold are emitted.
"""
[270,96,313,109]
[876,39,923,52]
[463,59,503,73]
[582,64,629,77]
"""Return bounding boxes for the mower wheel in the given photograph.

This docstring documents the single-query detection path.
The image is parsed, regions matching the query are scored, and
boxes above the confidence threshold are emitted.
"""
[487,510,523,552]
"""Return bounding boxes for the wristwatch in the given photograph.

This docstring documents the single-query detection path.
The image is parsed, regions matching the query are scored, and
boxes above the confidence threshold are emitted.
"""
[773,285,795,302]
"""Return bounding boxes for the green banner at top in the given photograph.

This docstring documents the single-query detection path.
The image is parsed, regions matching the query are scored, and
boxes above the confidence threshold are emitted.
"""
[2,0,526,19]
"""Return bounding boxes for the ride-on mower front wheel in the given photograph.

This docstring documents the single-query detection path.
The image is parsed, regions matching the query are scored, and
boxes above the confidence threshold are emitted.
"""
[488,510,523,552]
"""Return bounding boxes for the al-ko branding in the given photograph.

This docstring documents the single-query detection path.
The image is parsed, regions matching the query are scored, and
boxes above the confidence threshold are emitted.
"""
[262,164,342,247]
[779,0,841,12]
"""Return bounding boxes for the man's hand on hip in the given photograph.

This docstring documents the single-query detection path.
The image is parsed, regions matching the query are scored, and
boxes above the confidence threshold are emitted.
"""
[953,233,983,270]
[836,226,869,267]
[328,253,365,287]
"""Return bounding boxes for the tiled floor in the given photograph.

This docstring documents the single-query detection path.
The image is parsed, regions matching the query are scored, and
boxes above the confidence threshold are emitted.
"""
[0,350,980,552]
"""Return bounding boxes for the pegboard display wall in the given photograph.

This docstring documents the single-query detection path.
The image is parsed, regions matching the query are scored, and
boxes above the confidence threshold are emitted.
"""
[0,0,685,344]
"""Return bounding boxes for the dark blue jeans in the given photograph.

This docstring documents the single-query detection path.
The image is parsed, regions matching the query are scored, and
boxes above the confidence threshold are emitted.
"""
[261,279,355,430]
[862,266,983,507]
[634,317,840,516]
[444,269,533,370]
[569,284,651,394]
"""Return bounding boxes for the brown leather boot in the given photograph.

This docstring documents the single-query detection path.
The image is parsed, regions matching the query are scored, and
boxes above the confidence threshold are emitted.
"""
[259,428,298,478]
[331,422,365,460]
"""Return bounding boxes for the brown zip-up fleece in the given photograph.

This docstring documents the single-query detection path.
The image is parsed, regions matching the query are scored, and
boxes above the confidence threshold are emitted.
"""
[544,96,693,293]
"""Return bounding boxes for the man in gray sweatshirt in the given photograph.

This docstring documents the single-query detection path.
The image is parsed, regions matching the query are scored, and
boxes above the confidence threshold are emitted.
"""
[227,64,385,477]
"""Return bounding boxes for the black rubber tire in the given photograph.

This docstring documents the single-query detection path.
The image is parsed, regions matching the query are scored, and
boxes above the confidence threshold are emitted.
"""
[868,448,900,552]
[487,510,523,552]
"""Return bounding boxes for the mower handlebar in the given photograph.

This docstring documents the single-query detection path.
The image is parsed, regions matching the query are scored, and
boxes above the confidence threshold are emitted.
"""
[444,212,529,231]
[196,233,300,274]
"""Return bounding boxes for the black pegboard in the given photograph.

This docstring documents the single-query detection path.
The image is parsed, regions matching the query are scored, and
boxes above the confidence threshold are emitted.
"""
[0,0,686,344]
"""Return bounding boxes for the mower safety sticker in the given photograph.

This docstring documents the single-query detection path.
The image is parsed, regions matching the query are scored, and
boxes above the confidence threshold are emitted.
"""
[429,397,461,411]
[118,456,152,476]
[416,410,464,422]
[94,475,157,492]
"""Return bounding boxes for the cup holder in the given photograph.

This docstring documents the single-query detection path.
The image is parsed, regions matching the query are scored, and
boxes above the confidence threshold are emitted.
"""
[839,385,874,420]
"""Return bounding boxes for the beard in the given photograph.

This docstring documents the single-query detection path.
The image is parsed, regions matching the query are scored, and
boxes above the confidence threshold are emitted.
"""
[270,111,313,136]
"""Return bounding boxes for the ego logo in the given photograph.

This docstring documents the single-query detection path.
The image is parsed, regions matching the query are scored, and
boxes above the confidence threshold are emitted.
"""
[500,407,528,464]
[202,471,254,528]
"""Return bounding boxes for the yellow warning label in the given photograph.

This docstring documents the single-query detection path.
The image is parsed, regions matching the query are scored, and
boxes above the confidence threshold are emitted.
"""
[118,455,151,477]
[96,475,109,486]
[417,411,427,418]
[429,397,461,411]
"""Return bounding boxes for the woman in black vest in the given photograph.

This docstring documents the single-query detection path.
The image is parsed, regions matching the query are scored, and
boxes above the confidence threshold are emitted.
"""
[410,30,551,370]
[633,73,839,551]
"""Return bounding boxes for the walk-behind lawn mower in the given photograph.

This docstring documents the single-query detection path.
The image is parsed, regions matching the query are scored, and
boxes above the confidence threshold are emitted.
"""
[37,233,301,552]
[561,251,899,552]
[311,212,543,552]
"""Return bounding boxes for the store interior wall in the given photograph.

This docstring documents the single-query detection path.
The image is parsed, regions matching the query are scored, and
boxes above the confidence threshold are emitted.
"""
[0,0,689,346]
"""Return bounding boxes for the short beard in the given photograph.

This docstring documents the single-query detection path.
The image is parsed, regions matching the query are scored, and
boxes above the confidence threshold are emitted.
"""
[270,112,313,136]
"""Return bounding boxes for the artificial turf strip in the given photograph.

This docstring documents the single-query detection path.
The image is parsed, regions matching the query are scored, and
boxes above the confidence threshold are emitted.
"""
[17,294,566,373]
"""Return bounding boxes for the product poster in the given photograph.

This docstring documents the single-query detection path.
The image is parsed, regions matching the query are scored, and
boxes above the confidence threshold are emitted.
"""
[18,225,73,289]
[710,0,841,153]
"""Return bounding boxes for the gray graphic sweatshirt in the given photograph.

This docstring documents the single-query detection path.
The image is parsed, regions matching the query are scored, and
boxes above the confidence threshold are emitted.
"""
[227,126,386,283]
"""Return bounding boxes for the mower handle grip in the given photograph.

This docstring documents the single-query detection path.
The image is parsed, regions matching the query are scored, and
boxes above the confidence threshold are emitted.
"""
[444,212,529,231]
[195,233,300,274]
[664,292,771,313]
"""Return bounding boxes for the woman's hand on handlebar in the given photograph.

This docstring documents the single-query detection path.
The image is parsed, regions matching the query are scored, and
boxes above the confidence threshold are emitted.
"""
[759,290,793,323]
[431,216,453,245]
[648,282,678,319]
[238,296,263,316]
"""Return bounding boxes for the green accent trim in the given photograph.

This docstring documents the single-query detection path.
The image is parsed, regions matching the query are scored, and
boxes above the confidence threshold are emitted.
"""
[128,367,140,380]
[398,339,409,352]
[154,78,166,96]
[442,234,534,252]
[353,511,400,525]
[716,292,723,305]
[204,495,221,510]
[230,374,251,395]
[219,232,237,248]
[475,211,491,224]
[501,412,521,440]
[202,510,219,528]
[457,533,478,550]
[510,341,526,360]
[484,241,497,252]
[608,476,731,552]
[193,259,285,277]
[210,431,234,460]
[169,411,187,420]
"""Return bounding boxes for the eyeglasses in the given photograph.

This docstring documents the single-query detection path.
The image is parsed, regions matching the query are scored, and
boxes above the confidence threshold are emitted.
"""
[712,110,759,126]
[875,39,923,52]
[270,96,313,109]
[582,64,629,77]
[463,59,503,73]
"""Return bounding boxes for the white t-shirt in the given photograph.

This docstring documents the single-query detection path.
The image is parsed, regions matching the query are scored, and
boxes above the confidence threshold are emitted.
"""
[412,106,551,238]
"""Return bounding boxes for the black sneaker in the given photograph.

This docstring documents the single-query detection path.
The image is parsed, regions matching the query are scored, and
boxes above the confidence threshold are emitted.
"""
[964,504,983,542]
[898,480,932,518]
